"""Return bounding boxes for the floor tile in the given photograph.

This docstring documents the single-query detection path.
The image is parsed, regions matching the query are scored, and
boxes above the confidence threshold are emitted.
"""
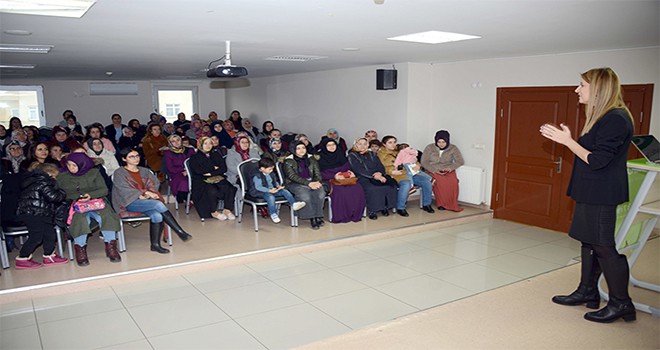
[352,238,426,258]
[476,252,563,278]
[274,269,367,301]
[430,263,522,293]
[182,265,268,293]
[34,287,123,323]
[148,320,265,350]
[311,288,418,329]
[0,299,35,331]
[302,246,379,268]
[113,276,201,307]
[246,255,327,280]
[334,259,421,287]
[127,294,229,337]
[0,324,42,350]
[508,226,568,242]
[516,243,580,265]
[407,233,467,249]
[397,229,454,243]
[236,303,350,350]
[431,240,510,262]
[548,236,582,250]
[376,275,473,309]
[40,309,144,350]
[97,339,154,350]
[206,281,303,318]
[470,232,545,251]
[385,249,468,273]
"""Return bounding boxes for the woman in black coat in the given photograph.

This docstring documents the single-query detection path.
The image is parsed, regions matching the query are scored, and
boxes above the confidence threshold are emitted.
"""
[188,137,237,221]
[540,67,636,323]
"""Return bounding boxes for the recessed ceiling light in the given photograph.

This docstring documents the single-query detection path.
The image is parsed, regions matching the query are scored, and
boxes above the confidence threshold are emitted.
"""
[0,44,53,53]
[0,0,96,18]
[0,64,36,69]
[265,55,327,62]
[387,30,480,44]
[342,48,360,51]
[3,29,32,35]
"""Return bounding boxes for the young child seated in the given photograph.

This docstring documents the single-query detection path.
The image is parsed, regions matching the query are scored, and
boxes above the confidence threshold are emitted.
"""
[369,139,382,153]
[251,157,306,223]
[394,143,435,189]
[15,163,68,269]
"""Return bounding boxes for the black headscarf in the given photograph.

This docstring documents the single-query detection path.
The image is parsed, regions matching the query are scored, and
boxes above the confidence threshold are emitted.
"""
[210,121,234,148]
[318,138,347,171]
[434,130,450,150]
[289,140,311,178]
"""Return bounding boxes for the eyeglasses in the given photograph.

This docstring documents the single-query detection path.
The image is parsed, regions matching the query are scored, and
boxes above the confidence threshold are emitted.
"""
[127,155,140,159]
[8,147,21,151]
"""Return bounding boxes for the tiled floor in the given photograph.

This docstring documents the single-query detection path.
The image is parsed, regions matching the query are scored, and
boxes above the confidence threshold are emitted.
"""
[0,219,581,350]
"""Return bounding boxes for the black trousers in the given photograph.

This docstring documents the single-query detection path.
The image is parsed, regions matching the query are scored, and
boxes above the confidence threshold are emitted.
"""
[18,215,57,258]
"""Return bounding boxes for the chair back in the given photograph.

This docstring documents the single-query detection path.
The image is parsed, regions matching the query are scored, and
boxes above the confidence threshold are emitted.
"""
[183,158,193,193]
[237,158,260,198]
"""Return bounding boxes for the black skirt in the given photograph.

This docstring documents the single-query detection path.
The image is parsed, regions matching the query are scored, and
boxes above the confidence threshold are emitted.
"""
[569,202,617,246]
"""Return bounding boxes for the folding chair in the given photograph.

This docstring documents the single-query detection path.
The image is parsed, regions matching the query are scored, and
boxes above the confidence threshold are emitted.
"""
[276,162,332,226]
[237,158,296,231]
[116,211,171,252]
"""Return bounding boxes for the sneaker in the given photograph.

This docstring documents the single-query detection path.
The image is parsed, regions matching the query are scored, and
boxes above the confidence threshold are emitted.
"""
[15,255,42,270]
[292,201,306,211]
[212,212,228,221]
[43,253,68,266]
[270,214,281,223]
[224,210,236,220]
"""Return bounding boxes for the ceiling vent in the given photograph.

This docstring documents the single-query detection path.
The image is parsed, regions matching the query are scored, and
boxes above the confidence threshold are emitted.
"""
[264,55,327,62]
[89,82,138,96]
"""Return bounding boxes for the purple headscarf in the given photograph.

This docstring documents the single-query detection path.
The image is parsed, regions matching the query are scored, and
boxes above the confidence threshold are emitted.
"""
[434,130,450,150]
[65,152,95,176]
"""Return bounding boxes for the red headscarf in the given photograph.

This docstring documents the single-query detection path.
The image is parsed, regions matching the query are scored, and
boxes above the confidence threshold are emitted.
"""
[233,136,251,161]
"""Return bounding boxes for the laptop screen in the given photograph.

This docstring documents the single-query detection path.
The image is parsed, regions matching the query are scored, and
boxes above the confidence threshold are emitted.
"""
[631,135,660,163]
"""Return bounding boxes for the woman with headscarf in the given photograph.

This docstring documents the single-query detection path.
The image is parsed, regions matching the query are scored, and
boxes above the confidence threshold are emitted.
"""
[316,128,348,154]
[86,138,120,177]
[112,148,192,254]
[117,126,142,153]
[347,137,397,220]
[162,123,176,136]
[185,119,203,141]
[282,140,326,229]
[57,153,121,266]
[229,110,243,130]
[421,130,464,212]
[1,142,27,251]
[261,138,290,165]
[209,121,234,149]
[222,119,237,138]
[188,137,237,221]
[257,121,274,149]
[128,119,147,140]
[83,124,116,154]
[318,138,366,223]
[163,134,195,203]
[240,118,259,142]
[142,123,168,182]
[295,133,316,156]
[225,134,260,187]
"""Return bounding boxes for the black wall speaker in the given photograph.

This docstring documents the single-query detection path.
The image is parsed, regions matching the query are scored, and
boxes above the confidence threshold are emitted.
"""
[376,69,397,90]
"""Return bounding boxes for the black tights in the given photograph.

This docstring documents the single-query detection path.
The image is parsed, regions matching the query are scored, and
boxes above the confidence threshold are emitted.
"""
[582,242,619,259]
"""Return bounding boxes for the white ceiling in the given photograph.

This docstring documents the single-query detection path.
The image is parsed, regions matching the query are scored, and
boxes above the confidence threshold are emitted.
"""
[0,0,658,81]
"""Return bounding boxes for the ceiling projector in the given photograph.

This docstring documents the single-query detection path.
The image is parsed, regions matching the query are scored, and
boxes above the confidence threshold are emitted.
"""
[206,66,248,78]
[207,40,248,78]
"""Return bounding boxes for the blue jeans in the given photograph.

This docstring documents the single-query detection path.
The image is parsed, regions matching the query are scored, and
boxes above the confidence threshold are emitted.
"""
[126,199,168,223]
[396,172,433,209]
[73,211,117,246]
[257,189,296,215]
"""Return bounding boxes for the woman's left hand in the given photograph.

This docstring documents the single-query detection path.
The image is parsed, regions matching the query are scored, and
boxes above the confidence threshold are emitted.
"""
[540,123,572,145]
[308,181,322,190]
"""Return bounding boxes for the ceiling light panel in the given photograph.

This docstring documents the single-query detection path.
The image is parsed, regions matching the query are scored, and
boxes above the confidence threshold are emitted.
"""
[0,0,96,18]
[0,44,53,53]
[265,55,327,62]
[387,30,480,44]
[0,64,36,69]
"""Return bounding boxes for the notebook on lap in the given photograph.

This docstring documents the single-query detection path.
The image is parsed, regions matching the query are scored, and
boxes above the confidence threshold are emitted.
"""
[631,135,660,165]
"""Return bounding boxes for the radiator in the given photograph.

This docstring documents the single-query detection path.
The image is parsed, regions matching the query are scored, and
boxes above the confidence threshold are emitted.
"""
[456,166,486,205]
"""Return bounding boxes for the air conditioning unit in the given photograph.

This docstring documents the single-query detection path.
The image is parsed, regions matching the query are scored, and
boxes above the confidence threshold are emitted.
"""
[89,82,138,96]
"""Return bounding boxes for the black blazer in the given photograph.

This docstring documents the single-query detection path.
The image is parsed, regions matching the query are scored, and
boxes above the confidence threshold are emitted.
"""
[566,108,633,205]
[105,123,127,146]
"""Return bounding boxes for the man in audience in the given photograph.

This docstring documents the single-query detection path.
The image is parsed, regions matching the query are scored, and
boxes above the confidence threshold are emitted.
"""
[105,113,126,148]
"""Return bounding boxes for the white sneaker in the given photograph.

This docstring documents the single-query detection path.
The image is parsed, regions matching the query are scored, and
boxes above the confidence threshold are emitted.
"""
[292,201,306,211]
[270,214,281,223]
[212,212,228,221]
[224,210,236,220]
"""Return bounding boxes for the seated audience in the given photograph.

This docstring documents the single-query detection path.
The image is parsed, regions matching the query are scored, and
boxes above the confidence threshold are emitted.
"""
[117,126,142,153]
[105,113,126,147]
[210,121,234,149]
[241,118,259,142]
[0,124,9,150]
[250,157,306,223]
[57,153,121,266]
[188,137,237,221]
[365,129,379,142]
[15,163,68,269]
[229,110,243,130]
[163,134,195,203]
[318,138,365,223]
[260,128,287,153]
[256,120,274,148]
[9,116,23,132]
[20,142,59,171]
[261,138,289,164]
[282,140,326,229]
[83,123,116,153]
[226,135,260,187]
[58,110,74,128]
[163,123,176,136]
[64,115,84,141]
[173,112,188,128]
[206,111,220,124]
[223,119,237,138]
[47,126,82,154]
[369,139,381,153]
[8,128,30,155]
[295,133,316,155]
[141,123,168,182]
[112,148,192,254]
[128,119,147,140]
[86,138,120,177]
[317,128,348,154]
[347,137,397,220]
[421,130,465,212]
[186,119,208,141]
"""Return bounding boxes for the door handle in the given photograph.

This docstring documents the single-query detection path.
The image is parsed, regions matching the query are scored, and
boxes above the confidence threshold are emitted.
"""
[553,156,562,174]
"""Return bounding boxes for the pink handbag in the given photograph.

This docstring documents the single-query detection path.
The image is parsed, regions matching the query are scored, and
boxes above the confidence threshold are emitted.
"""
[67,198,106,225]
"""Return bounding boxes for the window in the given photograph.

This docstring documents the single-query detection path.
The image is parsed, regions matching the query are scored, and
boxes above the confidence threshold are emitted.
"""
[153,86,198,123]
[0,86,46,127]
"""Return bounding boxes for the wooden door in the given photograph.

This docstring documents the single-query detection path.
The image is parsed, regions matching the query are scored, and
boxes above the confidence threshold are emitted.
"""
[493,85,653,233]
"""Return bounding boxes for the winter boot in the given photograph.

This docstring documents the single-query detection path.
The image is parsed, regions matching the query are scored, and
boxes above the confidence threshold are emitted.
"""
[161,210,192,242]
[74,244,90,266]
[104,240,122,262]
[149,221,170,254]
[584,254,636,323]
[553,246,601,308]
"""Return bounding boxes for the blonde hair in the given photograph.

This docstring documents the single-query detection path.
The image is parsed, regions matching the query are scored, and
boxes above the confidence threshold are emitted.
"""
[580,67,633,135]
